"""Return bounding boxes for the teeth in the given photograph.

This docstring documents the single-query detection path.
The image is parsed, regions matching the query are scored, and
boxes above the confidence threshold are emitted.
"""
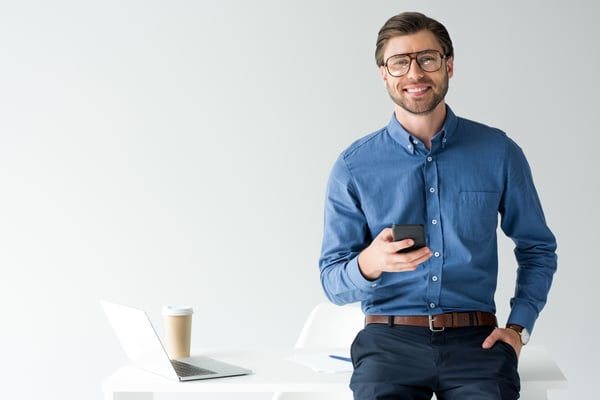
[406,87,427,93]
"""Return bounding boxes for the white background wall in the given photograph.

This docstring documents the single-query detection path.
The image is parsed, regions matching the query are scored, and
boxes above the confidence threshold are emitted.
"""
[1,1,597,399]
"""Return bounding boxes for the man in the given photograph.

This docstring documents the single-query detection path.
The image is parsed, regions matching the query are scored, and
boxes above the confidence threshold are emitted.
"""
[319,11,557,400]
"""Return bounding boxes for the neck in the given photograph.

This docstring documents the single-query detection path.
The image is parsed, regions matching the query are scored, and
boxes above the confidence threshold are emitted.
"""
[395,102,447,149]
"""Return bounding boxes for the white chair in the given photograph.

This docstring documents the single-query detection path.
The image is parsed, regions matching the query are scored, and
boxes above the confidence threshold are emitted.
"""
[272,302,364,400]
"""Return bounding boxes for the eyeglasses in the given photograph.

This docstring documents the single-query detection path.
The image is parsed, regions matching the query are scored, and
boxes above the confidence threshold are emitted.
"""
[383,50,448,77]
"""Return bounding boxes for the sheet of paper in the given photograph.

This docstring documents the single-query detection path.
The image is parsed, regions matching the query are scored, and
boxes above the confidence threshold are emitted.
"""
[288,352,353,373]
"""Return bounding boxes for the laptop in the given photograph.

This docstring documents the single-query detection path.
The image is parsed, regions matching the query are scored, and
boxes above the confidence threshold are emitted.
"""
[101,300,252,381]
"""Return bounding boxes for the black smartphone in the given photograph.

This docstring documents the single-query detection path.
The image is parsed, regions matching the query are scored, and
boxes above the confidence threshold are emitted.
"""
[391,224,426,253]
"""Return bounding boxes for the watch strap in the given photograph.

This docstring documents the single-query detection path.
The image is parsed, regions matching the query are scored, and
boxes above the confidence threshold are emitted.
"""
[506,324,529,345]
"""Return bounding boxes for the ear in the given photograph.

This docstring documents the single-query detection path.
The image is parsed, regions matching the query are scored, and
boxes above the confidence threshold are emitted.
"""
[380,65,388,83]
[446,56,454,78]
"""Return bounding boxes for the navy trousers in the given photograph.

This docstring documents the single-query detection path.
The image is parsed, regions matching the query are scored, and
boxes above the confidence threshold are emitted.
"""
[350,324,520,400]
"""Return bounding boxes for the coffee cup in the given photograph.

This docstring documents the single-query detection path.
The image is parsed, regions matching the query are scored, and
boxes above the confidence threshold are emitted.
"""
[162,305,193,359]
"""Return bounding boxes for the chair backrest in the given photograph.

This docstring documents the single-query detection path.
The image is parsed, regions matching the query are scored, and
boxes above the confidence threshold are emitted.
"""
[294,302,364,349]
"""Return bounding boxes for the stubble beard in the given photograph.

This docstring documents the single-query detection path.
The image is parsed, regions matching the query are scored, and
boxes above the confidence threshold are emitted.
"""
[386,75,449,116]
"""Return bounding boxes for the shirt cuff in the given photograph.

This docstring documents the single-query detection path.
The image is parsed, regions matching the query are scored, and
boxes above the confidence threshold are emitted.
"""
[347,256,382,291]
[507,305,538,333]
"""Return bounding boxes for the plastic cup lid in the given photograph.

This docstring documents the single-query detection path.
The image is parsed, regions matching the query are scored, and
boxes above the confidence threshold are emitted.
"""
[162,305,194,316]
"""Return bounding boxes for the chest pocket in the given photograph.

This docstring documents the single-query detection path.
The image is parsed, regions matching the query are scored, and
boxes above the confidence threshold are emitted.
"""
[457,191,500,241]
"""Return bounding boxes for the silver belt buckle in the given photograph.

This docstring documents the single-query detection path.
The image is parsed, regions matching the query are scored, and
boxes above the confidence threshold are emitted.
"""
[428,315,445,332]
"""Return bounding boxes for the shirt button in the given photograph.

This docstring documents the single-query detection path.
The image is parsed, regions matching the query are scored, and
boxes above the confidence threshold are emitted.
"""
[431,219,438,225]
[429,303,436,309]
[427,156,433,162]
[434,252,440,257]
[432,276,438,282]
[408,145,413,151]
[429,187,435,193]
[371,283,377,288]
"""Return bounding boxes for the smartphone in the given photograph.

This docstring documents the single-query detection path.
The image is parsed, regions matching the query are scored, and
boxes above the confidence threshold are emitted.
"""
[391,224,426,253]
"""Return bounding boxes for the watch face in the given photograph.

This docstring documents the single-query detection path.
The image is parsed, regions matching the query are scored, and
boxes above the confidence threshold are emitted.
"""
[521,328,530,345]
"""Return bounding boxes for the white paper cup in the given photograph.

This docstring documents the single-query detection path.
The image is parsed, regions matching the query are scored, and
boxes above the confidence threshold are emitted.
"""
[162,305,193,359]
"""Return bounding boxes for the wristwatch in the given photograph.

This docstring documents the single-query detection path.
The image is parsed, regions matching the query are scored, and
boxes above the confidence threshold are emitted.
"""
[506,324,530,345]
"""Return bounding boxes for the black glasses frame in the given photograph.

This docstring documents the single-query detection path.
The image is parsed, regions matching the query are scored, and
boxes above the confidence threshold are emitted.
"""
[383,50,449,77]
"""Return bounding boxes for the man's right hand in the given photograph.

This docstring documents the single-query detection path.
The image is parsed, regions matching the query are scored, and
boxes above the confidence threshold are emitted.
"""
[357,227,433,281]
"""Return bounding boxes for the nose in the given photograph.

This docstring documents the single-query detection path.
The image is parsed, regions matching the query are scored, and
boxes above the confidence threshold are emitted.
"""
[405,57,425,79]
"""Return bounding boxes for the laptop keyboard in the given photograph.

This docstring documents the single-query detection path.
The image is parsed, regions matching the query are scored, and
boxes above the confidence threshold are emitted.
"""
[171,359,216,377]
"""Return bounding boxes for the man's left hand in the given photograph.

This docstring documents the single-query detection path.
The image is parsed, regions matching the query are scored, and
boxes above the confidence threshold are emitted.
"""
[482,327,523,358]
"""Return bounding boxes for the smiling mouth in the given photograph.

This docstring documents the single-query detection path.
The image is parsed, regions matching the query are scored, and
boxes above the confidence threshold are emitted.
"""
[405,86,429,95]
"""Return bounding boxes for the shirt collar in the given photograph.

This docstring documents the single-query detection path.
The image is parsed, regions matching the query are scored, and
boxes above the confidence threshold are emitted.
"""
[386,105,458,154]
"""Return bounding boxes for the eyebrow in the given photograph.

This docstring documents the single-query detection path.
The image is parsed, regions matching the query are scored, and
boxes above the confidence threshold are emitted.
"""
[387,49,443,58]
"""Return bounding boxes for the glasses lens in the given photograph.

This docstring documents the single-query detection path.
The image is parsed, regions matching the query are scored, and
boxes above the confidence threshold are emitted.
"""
[416,51,443,72]
[386,55,411,76]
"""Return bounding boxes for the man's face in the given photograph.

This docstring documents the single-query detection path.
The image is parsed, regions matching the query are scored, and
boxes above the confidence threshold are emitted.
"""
[380,30,453,116]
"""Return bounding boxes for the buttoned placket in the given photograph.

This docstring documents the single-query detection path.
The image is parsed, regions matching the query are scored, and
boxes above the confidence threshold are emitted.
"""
[422,135,445,312]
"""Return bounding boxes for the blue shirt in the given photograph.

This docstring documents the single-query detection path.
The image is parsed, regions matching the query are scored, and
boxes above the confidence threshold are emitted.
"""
[319,106,557,333]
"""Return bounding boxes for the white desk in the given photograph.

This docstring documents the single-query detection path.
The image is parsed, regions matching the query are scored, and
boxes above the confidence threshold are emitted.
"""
[103,345,566,400]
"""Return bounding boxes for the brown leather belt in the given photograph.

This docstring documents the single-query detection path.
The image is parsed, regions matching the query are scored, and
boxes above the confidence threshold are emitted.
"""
[365,311,497,332]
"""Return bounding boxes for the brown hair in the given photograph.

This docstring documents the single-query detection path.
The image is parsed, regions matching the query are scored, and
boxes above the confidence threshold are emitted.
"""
[375,12,454,66]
